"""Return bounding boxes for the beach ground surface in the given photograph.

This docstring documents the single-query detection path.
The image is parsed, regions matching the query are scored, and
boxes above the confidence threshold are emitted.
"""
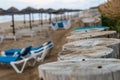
[0,20,75,80]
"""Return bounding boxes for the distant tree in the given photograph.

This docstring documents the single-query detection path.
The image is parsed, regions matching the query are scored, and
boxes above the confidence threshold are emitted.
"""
[99,0,120,20]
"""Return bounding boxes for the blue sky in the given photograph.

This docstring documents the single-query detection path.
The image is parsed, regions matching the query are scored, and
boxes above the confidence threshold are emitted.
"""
[0,0,106,10]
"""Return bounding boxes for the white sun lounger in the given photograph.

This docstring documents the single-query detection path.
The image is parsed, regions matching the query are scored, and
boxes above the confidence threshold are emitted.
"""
[0,41,54,73]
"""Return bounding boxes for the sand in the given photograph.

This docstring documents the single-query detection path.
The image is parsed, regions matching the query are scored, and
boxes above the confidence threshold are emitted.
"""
[0,17,76,80]
[0,11,111,79]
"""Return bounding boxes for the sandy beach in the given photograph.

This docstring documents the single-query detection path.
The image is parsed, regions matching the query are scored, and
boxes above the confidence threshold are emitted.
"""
[0,9,116,80]
[0,15,77,80]
[0,0,120,79]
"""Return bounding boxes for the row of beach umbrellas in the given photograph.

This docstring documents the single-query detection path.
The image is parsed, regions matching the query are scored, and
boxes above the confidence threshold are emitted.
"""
[0,7,81,35]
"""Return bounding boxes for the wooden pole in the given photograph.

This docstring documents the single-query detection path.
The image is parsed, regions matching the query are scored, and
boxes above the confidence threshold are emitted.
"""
[29,13,32,29]
[49,13,52,24]
[61,14,63,20]
[67,12,70,19]
[32,13,34,23]
[23,14,26,24]
[55,14,57,22]
[11,14,15,35]
[45,13,47,23]
[64,13,66,20]
[41,13,43,26]
[59,14,61,21]
[39,13,41,25]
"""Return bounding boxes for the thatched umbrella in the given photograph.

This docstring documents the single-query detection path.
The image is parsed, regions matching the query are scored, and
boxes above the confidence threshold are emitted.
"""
[62,9,67,20]
[61,9,71,20]
[46,8,56,24]
[0,8,6,15]
[21,7,37,30]
[38,8,46,26]
[66,10,70,19]
[6,7,19,35]
[67,9,81,19]
[66,9,73,19]
[65,9,75,19]
[20,9,26,25]
[57,9,66,20]
[21,9,29,28]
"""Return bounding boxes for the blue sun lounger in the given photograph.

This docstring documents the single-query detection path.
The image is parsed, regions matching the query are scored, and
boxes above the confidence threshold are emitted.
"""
[51,20,71,30]
[0,41,54,73]
[31,41,54,62]
[2,41,53,56]
[0,46,32,73]
[51,22,58,30]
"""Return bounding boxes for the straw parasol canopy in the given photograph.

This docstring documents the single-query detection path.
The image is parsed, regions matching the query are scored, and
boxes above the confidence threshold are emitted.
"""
[46,8,56,23]
[57,8,69,20]
[38,8,45,13]
[6,7,19,15]
[46,8,56,14]
[63,9,72,19]
[38,8,46,25]
[21,7,37,29]
[64,9,81,19]
[0,8,6,15]
[21,7,37,14]
[20,9,27,25]
[6,7,19,35]
[47,8,64,21]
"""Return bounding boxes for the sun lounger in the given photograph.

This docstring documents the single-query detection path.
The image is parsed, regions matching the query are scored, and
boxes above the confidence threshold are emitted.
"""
[57,21,64,28]
[43,41,54,49]
[0,41,54,73]
[51,20,71,30]
[63,20,71,29]
[31,41,54,62]
[2,41,53,56]
[51,22,58,30]
[0,46,32,73]
[0,45,46,73]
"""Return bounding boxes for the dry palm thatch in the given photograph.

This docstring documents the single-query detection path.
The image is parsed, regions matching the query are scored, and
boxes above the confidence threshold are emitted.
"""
[99,0,120,19]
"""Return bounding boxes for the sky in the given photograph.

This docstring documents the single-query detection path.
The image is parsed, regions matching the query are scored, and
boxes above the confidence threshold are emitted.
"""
[0,0,106,10]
